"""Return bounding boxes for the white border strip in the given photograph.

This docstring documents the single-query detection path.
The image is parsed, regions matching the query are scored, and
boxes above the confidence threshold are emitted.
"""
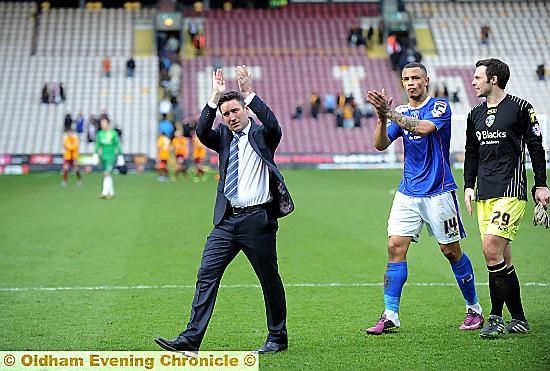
[0,282,548,292]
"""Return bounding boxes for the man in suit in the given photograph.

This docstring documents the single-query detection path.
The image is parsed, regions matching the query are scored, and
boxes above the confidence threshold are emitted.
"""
[155,65,294,355]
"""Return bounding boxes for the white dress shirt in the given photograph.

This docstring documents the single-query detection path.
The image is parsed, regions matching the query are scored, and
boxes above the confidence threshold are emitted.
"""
[232,120,272,207]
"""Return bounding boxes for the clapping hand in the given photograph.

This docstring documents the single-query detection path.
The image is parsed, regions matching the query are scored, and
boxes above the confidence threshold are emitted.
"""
[235,65,252,97]
[367,89,394,118]
[211,68,225,103]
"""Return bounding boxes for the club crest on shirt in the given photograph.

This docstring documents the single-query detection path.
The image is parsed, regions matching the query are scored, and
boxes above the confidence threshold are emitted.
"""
[532,123,542,136]
[410,110,419,119]
[485,115,495,127]
[431,101,447,117]
[528,107,538,123]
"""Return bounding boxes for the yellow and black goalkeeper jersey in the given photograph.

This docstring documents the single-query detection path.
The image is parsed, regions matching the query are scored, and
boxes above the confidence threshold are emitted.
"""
[464,94,547,201]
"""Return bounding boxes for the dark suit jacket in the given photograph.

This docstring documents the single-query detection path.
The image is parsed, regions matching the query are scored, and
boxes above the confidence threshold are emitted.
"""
[196,94,294,226]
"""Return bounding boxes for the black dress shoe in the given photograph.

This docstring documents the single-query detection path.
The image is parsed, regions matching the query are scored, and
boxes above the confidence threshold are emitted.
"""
[154,335,198,357]
[253,341,288,354]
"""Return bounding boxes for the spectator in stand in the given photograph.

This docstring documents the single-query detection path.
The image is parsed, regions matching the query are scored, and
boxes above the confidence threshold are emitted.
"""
[61,127,82,187]
[168,61,182,97]
[480,25,490,45]
[342,102,354,128]
[442,83,449,100]
[377,19,385,44]
[87,114,97,143]
[59,82,65,102]
[353,105,362,128]
[159,114,175,139]
[387,33,402,71]
[75,113,85,135]
[324,94,336,114]
[310,92,321,119]
[126,56,136,77]
[336,92,347,110]
[159,93,173,117]
[399,48,423,71]
[536,64,546,81]
[188,21,199,44]
[50,83,59,104]
[193,30,206,56]
[171,94,182,125]
[166,35,180,53]
[64,113,73,132]
[366,25,374,48]
[292,102,303,120]
[452,90,460,103]
[41,84,49,104]
[348,24,365,48]
[336,107,344,128]
[102,56,112,77]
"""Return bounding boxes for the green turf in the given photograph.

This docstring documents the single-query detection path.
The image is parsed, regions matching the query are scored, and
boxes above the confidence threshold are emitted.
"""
[1,169,549,369]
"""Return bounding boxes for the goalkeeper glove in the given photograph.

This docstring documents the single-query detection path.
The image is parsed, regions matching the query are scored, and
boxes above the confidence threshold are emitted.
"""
[533,203,550,228]
[116,154,125,167]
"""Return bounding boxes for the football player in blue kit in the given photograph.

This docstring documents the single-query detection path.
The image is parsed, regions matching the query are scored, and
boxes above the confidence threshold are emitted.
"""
[365,62,483,335]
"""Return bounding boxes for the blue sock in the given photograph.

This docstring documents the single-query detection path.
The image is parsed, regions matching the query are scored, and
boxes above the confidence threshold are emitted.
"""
[383,262,408,312]
[451,252,478,306]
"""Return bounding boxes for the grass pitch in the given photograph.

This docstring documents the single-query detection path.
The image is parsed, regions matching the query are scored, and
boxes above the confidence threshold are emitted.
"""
[1,169,549,370]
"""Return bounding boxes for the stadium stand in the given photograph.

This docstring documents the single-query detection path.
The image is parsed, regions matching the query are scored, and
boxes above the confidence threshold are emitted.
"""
[182,55,400,154]
[180,2,398,156]
[2,1,547,162]
[0,3,158,157]
[203,3,379,58]
[35,8,155,57]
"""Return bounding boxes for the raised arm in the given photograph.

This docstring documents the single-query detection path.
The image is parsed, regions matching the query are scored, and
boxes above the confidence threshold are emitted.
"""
[235,65,252,98]
[236,65,281,146]
[368,89,436,136]
[196,69,226,151]
[367,89,392,151]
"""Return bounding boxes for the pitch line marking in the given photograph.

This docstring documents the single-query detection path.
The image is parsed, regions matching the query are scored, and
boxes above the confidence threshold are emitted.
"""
[0,282,548,292]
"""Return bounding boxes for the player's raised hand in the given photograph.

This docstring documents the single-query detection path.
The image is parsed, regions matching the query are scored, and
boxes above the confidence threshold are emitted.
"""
[367,88,393,117]
[235,65,252,97]
[464,188,475,215]
[212,68,225,97]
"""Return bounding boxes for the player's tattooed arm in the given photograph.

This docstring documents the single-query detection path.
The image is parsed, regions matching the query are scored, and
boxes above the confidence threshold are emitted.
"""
[378,101,419,133]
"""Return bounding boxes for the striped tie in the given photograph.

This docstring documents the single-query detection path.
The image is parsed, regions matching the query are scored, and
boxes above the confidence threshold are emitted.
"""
[224,132,243,202]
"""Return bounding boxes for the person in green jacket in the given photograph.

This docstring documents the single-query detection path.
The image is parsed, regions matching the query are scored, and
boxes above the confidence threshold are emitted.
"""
[95,118,121,199]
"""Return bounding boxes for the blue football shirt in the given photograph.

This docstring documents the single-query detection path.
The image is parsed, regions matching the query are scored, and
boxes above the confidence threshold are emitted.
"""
[387,96,457,197]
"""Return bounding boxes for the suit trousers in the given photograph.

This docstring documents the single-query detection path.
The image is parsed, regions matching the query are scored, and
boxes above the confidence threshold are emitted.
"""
[181,207,287,348]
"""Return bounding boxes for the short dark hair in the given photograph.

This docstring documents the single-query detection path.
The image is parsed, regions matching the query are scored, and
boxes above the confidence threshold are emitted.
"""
[476,58,510,89]
[402,62,427,76]
[217,91,245,112]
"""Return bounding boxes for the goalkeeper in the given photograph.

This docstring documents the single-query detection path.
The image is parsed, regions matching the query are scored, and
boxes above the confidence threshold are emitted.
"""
[464,58,550,338]
[95,118,121,199]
